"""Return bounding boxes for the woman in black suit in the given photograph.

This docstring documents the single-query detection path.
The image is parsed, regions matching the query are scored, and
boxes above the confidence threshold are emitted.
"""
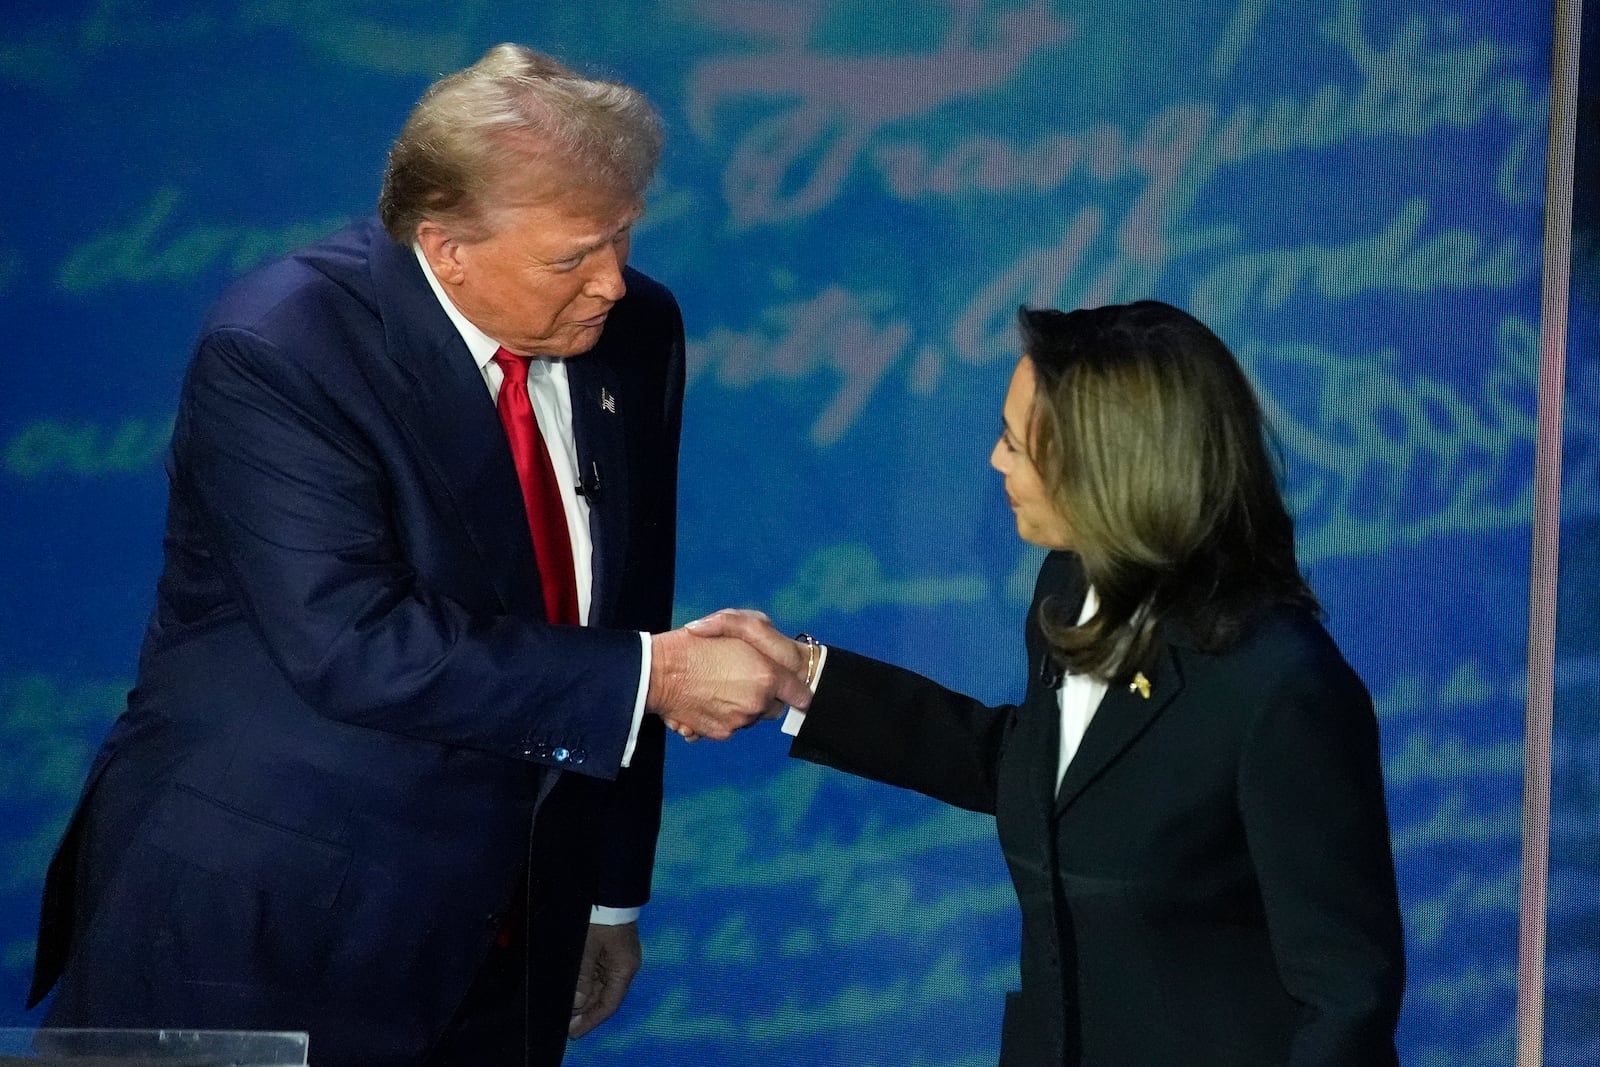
[691,300,1405,1067]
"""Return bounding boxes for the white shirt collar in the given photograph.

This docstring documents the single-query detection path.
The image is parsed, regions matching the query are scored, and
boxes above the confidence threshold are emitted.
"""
[412,243,505,375]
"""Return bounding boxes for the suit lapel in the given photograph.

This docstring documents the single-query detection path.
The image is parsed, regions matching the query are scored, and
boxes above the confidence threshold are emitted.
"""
[1015,561,1082,832]
[1022,676,1066,833]
[1054,642,1186,815]
[566,336,630,628]
[366,231,543,617]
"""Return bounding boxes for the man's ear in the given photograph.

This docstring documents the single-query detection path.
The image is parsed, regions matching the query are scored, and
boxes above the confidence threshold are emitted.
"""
[416,221,465,284]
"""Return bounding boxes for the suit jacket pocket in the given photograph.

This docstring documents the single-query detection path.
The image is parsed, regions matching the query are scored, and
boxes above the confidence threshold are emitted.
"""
[1058,870,1137,896]
[148,785,351,908]
[1058,871,1181,1065]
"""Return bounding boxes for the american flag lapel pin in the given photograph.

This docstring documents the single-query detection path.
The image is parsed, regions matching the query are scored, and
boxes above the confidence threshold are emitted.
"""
[600,387,616,413]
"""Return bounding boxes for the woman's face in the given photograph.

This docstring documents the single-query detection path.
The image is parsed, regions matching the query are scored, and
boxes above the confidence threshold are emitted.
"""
[990,356,1074,550]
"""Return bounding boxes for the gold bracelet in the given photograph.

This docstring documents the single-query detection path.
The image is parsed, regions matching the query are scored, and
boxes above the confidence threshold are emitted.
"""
[795,632,820,687]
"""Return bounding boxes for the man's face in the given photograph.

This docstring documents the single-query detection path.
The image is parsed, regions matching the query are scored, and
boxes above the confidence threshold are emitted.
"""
[421,183,643,358]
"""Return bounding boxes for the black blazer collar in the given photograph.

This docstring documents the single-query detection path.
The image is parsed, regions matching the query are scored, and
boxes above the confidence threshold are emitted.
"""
[1053,641,1186,815]
[1027,553,1191,816]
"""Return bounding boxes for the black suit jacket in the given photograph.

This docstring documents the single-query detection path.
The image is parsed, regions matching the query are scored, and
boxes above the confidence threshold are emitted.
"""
[30,219,684,1066]
[792,551,1405,1067]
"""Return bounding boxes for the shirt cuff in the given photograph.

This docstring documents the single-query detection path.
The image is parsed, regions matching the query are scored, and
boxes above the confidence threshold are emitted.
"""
[589,905,641,926]
[620,631,651,768]
[780,644,828,736]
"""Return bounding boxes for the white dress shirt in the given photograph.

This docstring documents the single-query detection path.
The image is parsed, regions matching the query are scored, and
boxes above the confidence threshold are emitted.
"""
[415,245,647,925]
[1055,588,1107,790]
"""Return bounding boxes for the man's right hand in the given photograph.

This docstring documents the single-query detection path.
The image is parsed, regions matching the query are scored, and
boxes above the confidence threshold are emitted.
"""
[646,622,811,741]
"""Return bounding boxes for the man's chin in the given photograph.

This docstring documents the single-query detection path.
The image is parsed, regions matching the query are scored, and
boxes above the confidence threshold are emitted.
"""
[529,320,608,359]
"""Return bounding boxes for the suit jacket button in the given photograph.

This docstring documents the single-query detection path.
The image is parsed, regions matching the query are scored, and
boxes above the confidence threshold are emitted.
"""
[554,747,571,762]
[570,748,586,765]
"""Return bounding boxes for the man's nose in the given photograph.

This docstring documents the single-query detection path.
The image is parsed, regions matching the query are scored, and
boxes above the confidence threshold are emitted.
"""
[585,244,627,302]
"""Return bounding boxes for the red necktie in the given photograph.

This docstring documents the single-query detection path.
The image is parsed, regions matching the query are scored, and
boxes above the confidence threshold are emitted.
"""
[491,348,580,625]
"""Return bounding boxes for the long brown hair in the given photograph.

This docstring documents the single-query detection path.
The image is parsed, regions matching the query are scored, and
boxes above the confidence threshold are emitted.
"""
[1019,301,1318,682]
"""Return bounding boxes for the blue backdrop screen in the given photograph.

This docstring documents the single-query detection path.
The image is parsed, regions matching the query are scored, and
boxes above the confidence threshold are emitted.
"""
[0,3,1576,1065]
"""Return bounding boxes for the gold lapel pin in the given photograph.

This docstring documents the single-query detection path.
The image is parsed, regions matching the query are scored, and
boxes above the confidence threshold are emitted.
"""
[1129,672,1151,699]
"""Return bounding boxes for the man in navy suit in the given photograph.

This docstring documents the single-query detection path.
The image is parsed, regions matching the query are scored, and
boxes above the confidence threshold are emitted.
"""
[28,43,807,1066]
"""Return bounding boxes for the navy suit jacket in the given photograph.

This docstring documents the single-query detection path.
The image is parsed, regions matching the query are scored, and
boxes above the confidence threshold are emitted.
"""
[29,219,683,1064]
[792,552,1406,1067]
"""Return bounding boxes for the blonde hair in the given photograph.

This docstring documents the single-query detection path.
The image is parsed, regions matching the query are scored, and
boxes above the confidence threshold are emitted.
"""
[378,43,662,244]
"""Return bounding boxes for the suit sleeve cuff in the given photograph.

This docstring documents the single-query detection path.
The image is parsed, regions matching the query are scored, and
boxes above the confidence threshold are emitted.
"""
[620,631,650,768]
[589,905,641,926]
[780,644,828,736]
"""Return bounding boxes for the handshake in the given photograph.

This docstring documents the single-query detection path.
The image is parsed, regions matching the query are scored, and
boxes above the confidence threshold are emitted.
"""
[645,609,812,742]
